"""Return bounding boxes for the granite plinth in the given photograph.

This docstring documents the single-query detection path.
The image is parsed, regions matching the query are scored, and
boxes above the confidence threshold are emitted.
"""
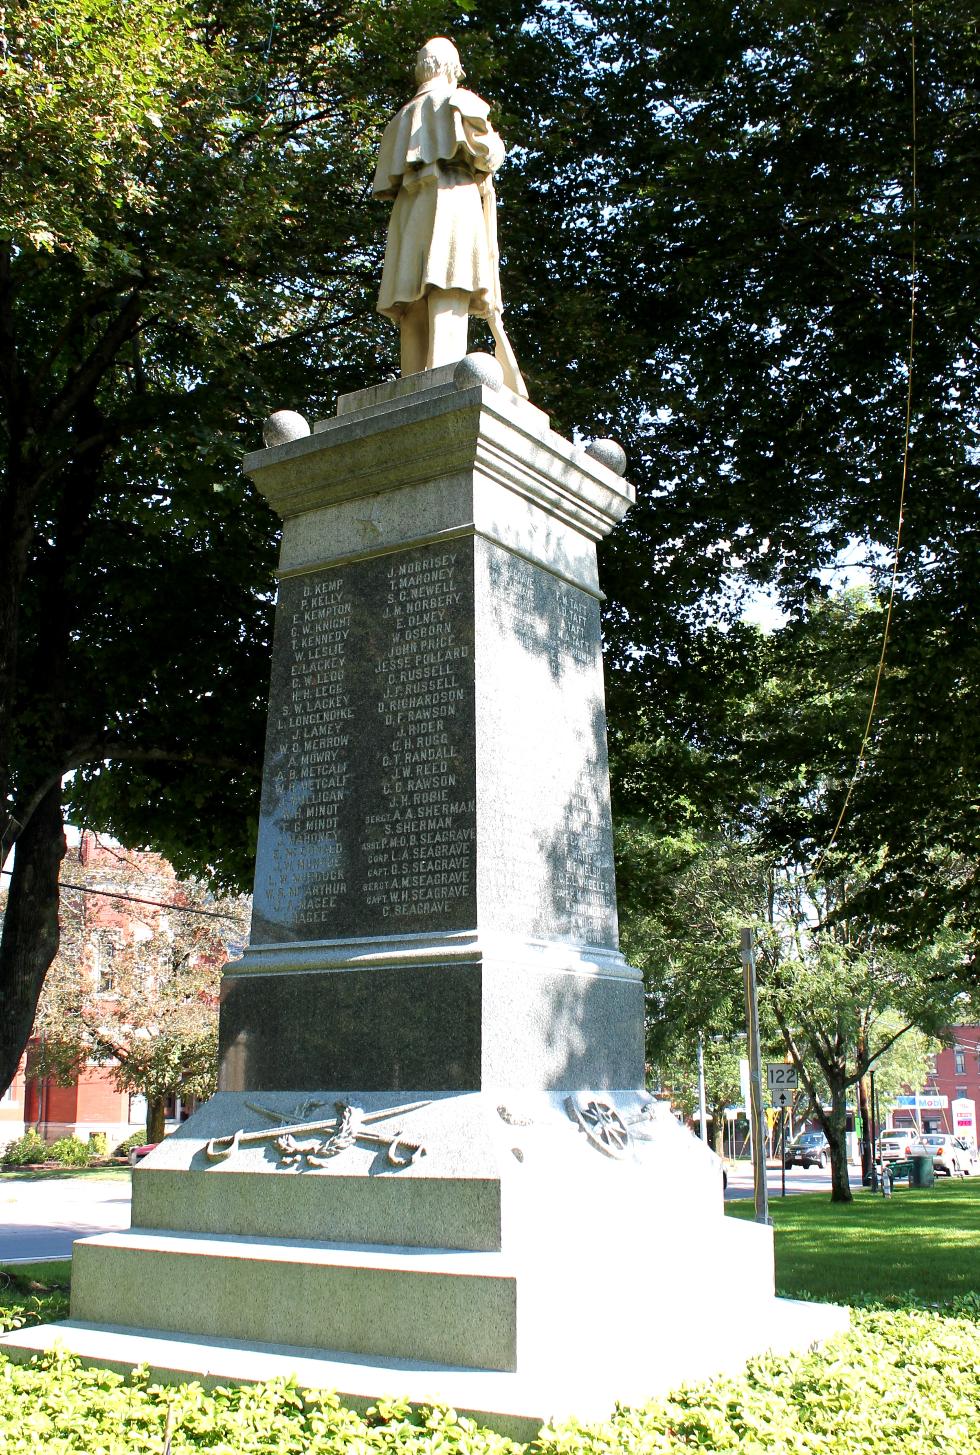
[237,374,642,1096]
[242,372,631,992]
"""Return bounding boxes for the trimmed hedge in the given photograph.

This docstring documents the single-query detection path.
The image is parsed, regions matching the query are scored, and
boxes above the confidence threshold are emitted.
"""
[1,1301,979,1453]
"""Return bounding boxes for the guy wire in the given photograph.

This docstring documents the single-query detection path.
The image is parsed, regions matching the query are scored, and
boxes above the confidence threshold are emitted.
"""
[809,4,918,881]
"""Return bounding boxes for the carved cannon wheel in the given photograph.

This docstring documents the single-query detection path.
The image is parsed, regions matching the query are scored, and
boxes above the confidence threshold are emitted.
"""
[566,1096,631,1159]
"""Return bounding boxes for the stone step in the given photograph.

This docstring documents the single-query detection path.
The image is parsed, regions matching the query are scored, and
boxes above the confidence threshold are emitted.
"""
[0,1295,851,1442]
[132,1166,503,1252]
[70,1229,518,1372]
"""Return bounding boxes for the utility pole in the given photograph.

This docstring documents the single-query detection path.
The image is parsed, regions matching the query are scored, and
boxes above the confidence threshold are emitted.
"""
[697,1034,709,1145]
[740,926,770,1226]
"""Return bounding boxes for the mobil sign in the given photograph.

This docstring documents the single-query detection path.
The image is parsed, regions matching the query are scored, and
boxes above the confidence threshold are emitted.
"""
[952,1097,977,1149]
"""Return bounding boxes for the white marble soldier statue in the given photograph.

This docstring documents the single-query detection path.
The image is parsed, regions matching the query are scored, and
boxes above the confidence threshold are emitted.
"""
[373,37,526,395]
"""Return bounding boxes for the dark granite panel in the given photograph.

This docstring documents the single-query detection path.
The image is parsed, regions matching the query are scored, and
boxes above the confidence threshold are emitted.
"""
[217,964,642,1093]
[251,539,477,944]
[218,965,484,1092]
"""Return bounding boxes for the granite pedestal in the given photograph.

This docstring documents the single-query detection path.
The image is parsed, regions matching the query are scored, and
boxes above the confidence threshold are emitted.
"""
[0,363,847,1434]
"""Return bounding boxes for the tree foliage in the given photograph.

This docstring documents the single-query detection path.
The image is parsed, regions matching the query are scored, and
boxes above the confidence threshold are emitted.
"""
[1,0,977,1098]
[629,591,975,1199]
[759,867,969,1201]
[0,0,467,1094]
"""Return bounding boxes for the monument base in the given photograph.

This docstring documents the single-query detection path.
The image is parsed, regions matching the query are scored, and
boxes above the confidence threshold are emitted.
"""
[0,1090,848,1436]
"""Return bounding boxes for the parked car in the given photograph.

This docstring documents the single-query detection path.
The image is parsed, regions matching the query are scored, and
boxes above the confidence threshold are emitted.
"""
[878,1132,928,1163]
[919,1133,977,1177]
[954,1139,980,1175]
[128,1142,159,1166]
[784,1131,830,1168]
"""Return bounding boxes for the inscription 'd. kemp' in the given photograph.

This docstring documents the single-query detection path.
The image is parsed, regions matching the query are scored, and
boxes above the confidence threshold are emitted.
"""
[252,540,476,942]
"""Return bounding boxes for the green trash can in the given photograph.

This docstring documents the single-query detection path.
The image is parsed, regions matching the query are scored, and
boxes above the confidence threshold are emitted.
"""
[909,1154,935,1188]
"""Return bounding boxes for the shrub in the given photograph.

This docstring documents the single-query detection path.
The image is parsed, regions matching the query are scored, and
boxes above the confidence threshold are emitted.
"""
[1,1130,49,1167]
[87,1132,108,1158]
[113,1130,148,1158]
[48,1136,91,1168]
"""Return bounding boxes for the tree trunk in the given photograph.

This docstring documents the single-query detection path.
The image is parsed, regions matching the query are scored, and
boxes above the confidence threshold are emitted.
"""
[858,1073,873,1185]
[711,1102,726,1157]
[0,783,66,1095]
[146,1097,167,1143]
[825,1086,852,1204]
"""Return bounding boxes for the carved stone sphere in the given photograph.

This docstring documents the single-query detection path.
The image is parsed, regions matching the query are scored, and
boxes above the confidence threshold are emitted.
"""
[584,438,628,476]
[453,352,505,393]
[262,410,311,448]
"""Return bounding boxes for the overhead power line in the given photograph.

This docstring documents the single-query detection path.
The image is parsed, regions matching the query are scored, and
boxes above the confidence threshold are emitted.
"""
[0,868,241,921]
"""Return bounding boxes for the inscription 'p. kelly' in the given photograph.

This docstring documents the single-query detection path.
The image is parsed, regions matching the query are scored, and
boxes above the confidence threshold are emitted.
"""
[255,542,476,938]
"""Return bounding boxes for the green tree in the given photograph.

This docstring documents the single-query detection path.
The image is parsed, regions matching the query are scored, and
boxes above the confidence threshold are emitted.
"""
[498,1,980,941]
[0,0,464,1096]
[758,869,969,1202]
[627,590,975,1200]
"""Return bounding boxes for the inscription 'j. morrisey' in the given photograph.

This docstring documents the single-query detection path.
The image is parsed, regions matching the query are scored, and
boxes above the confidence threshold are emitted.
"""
[251,539,477,943]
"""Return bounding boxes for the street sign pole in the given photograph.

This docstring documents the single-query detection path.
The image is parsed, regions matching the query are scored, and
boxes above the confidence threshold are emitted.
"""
[696,1034,709,1145]
[740,927,769,1226]
[781,1102,787,1198]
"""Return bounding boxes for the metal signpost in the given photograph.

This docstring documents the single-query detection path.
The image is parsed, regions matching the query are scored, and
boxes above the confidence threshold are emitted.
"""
[740,928,769,1225]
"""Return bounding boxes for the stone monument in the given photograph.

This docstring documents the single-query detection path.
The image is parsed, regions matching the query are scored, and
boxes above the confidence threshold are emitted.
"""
[1,40,846,1435]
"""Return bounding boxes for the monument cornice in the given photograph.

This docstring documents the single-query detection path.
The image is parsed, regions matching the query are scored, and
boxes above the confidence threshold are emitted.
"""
[243,378,635,547]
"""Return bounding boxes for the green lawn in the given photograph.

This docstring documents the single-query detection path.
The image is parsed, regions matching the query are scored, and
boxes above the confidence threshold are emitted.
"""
[0,1262,70,1332]
[0,1261,70,1280]
[727,1179,980,1303]
[0,1165,131,1182]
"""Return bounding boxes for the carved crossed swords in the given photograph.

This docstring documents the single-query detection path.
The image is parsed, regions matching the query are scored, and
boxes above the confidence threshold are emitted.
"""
[204,1098,430,1169]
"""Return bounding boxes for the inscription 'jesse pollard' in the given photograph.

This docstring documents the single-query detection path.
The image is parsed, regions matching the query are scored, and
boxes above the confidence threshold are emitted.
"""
[257,544,476,935]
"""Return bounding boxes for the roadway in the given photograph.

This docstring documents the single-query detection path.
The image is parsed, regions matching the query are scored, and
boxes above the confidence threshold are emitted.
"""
[725,1159,864,1200]
[0,1173,132,1262]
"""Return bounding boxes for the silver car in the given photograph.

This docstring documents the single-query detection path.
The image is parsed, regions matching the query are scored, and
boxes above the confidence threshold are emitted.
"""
[920,1133,977,1177]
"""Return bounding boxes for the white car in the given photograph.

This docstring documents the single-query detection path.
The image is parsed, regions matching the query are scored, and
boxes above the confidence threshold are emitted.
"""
[878,1133,928,1163]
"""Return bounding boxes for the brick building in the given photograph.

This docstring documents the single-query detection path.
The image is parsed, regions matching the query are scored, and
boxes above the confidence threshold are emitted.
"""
[889,1026,980,1144]
[1,832,237,1149]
